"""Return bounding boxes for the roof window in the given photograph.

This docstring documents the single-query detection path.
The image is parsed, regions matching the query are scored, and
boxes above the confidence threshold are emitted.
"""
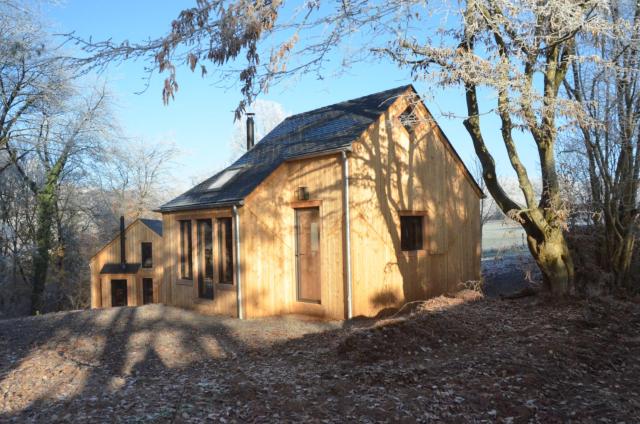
[208,168,242,190]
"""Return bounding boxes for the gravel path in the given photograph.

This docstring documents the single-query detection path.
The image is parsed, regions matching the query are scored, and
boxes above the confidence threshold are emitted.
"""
[1,296,639,423]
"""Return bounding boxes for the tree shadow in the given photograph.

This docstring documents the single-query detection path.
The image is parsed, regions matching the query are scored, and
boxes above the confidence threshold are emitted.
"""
[2,296,633,422]
[348,97,480,315]
[0,304,252,421]
[0,296,473,421]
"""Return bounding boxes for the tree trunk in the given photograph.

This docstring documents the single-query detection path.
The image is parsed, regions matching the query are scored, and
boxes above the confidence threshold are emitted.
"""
[526,226,574,296]
[612,230,636,290]
[30,181,57,315]
[602,205,637,289]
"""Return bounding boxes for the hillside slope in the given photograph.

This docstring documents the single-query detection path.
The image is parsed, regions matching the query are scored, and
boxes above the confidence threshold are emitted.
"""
[1,295,639,422]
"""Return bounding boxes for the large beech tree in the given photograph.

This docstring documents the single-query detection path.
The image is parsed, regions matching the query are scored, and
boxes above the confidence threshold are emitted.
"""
[70,0,622,295]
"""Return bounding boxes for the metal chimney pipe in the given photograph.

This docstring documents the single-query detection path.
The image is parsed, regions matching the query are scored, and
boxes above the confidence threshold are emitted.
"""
[120,216,126,270]
[246,113,255,150]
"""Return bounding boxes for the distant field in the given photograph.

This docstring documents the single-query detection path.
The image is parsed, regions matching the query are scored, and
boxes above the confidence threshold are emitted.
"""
[482,219,527,257]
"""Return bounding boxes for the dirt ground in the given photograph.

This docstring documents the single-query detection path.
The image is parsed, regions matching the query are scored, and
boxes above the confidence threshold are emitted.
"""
[1,294,639,423]
[482,253,540,297]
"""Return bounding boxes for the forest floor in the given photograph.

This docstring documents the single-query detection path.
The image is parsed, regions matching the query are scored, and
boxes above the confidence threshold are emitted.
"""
[1,293,639,423]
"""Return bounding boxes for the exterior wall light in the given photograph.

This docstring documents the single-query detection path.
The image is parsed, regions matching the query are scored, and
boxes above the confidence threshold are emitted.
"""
[297,186,310,201]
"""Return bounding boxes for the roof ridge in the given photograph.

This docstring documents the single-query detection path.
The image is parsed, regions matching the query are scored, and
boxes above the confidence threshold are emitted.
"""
[159,84,415,212]
[282,84,412,122]
[244,84,413,149]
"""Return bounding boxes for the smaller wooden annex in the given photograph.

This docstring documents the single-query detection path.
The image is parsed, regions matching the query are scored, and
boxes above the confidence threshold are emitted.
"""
[90,217,164,308]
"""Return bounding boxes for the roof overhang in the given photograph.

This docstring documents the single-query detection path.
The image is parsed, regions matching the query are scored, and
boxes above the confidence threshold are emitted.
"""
[283,146,353,163]
[100,263,141,274]
[156,199,245,214]
[158,147,354,214]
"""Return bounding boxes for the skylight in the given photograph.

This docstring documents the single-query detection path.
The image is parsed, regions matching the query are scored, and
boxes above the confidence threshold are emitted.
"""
[208,168,242,190]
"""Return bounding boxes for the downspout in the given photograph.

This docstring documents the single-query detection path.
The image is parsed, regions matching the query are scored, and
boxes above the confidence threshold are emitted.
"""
[232,205,244,319]
[341,151,353,319]
[119,216,126,270]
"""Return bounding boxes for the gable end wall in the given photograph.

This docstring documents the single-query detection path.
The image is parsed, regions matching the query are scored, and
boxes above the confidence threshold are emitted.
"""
[90,220,164,308]
[348,90,481,317]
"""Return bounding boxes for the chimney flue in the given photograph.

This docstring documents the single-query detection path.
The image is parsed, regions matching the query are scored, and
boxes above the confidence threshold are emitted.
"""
[246,113,255,150]
[120,216,126,270]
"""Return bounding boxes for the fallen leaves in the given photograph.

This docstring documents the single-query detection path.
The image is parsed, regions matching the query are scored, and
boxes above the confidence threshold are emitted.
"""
[0,296,638,422]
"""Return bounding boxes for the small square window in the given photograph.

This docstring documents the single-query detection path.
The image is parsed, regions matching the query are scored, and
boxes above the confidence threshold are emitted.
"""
[400,215,424,251]
[399,106,419,133]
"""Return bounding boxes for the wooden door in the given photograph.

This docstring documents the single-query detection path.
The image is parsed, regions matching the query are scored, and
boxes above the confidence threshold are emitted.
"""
[111,279,127,307]
[295,207,321,303]
[197,219,214,299]
[142,278,153,304]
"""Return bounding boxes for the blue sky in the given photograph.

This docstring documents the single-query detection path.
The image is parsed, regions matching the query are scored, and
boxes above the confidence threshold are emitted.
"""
[44,1,539,192]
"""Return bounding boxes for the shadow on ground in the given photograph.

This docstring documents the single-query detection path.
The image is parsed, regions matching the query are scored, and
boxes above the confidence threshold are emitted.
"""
[1,295,639,422]
[482,252,540,297]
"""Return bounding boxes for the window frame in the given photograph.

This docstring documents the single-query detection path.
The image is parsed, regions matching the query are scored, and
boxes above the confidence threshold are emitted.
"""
[179,220,193,280]
[196,218,214,299]
[399,211,427,252]
[398,105,418,134]
[141,242,153,268]
[294,206,322,304]
[217,217,234,285]
[207,167,244,191]
[142,278,154,304]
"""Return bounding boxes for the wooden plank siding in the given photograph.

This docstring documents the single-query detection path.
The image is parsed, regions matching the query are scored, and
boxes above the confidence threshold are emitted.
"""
[89,220,164,308]
[162,209,238,317]
[161,155,347,319]
[238,154,346,319]
[348,91,481,317]
[160,87,480,319]
[99,87,481,320]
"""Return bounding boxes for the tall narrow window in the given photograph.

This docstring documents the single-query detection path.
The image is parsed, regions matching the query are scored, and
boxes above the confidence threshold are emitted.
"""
[197,219,214,299]
[179,220,193,280]
[400,215,424,251]
[141,242,153,268]
[217,217,233,284]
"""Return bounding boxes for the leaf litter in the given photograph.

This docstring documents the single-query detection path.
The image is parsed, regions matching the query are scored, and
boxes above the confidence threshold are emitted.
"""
[0,292,639,422]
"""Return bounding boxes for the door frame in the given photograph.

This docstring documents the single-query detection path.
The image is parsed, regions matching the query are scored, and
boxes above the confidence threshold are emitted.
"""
[110,279,128,307]
[294,205,322,304]
[142,277,154,304]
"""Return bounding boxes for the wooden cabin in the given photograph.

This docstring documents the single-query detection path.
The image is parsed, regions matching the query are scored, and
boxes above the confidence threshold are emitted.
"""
[155,85,484,319]
[90,218,164,308]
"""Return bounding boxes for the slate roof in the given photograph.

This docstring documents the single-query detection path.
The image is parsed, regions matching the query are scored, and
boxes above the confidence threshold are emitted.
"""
[140,218,163,236]
[159,85,413,212]
[100,263,141,274]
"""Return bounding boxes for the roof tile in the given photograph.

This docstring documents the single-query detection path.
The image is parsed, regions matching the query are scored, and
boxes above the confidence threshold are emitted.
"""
[160,85,411,212]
